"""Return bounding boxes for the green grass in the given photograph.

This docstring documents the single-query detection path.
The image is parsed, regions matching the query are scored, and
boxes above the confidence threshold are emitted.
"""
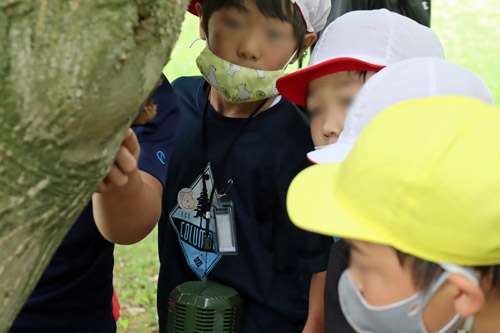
[114,3,500,332]
[114,228,159,332]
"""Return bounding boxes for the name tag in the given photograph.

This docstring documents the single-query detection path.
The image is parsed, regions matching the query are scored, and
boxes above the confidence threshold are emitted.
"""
[212,195,238,255]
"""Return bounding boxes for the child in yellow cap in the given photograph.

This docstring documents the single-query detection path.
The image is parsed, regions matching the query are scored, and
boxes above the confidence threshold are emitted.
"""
[290,56,494,332]
[288,95,500,333]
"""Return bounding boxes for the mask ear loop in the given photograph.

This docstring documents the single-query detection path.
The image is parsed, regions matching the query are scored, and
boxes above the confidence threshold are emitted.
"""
[190,37,203,48]
[282,49,298,70]
[438,263,479,333]
[460,316,474,333]
[439,263,479,285]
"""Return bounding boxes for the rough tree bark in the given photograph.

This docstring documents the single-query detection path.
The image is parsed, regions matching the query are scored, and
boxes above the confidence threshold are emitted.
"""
[0,0,188,329]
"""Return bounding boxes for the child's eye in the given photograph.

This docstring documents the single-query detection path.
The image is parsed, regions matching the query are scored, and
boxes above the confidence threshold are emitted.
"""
[308,107,322,117]
[342,97,354,107]
[350,256,370,274]
[268,30,285,41]
[356,263,370,274]
[224,18,243,30]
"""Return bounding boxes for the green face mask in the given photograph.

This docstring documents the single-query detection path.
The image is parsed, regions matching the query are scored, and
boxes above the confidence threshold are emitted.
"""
[196,46,296,104]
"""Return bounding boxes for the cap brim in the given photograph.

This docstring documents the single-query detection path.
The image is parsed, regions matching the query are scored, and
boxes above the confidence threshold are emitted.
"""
[307,142,353,164]
[277,58,385,106]
[287,163,392,245]
[188,0,199,15]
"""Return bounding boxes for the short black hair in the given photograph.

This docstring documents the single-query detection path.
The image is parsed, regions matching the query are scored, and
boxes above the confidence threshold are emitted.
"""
[396,250,500,292]
[201,0,307,52]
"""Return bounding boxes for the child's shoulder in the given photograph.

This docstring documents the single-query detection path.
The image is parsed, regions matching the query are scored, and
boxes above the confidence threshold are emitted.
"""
[171,76,204,111]
[171,75,204,91]
[271,98,309,128]
[260,99,312,148]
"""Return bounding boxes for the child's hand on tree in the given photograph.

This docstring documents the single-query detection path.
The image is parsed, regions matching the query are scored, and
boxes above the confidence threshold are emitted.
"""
[97,129,141,193]
[92,127,161,244]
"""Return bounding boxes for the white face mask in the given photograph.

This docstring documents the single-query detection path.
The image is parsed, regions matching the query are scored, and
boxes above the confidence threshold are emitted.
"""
[338,263,478,333]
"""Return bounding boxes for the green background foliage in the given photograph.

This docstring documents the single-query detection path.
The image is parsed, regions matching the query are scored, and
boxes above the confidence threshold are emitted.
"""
[163,2,500,102]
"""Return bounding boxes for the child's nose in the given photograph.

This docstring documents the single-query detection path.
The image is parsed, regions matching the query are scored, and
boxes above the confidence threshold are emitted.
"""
[237,35,260,62]
[323,113,344,144]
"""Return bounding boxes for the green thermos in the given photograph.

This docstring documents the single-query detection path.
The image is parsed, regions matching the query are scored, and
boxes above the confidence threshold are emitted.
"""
[166,280,243,333]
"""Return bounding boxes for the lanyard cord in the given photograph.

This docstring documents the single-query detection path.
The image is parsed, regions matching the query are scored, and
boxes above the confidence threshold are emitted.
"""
[200,88,268,244]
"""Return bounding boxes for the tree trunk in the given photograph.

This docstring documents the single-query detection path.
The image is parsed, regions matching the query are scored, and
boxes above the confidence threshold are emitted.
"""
[0,0,188,329]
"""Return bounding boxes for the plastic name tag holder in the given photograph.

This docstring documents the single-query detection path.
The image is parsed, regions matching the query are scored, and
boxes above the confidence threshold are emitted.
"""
[212,195,238,255]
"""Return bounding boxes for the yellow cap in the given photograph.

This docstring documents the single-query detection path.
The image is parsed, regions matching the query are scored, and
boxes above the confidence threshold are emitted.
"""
[287,96,500,266]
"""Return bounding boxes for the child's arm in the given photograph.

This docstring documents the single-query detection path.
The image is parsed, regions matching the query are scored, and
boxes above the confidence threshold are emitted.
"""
[304,271,327,332]
[92,129,163,245]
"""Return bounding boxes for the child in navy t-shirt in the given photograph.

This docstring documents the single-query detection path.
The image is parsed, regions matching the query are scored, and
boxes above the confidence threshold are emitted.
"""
[156,0,332,332]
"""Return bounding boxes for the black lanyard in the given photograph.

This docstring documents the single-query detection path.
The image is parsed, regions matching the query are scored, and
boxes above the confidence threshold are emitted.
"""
[200,89,268,248]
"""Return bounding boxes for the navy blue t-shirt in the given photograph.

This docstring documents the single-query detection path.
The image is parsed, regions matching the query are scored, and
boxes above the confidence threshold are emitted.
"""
[11,78,179,332]
[157,77,331,333]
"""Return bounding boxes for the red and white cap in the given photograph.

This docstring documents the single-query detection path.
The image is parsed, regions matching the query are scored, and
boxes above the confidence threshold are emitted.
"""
[188,0,331,33]
[307,57,495,164]
[277,9,445,106]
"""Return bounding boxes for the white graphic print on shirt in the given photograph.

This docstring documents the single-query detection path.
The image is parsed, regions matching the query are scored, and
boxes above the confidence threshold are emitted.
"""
[169,164,222,280]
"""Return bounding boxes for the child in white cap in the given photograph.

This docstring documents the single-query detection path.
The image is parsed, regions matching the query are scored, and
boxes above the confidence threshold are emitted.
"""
[308,57,494,163]
[158,1,333,332]
[277,9,444,156]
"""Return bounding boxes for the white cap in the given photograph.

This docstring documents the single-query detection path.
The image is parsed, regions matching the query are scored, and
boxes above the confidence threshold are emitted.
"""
[188,0,331,33]
[291,0,331,33]
[307,57,495,164]
[278,9,445,105]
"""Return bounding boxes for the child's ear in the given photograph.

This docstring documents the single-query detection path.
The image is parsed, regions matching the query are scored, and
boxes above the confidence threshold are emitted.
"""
[195,2,207,41]
[292,32,316,64]
[448,272,485,318]
[301,33,317,56]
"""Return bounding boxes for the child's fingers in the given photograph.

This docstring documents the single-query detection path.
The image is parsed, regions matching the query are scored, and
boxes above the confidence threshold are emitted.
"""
[95,130,138,194]
[96,182,108,193]
[96,175,117,193]
[122,129,140,161]
[115,146,138,175]
[106,164,129,188]
[96,179,113,193]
